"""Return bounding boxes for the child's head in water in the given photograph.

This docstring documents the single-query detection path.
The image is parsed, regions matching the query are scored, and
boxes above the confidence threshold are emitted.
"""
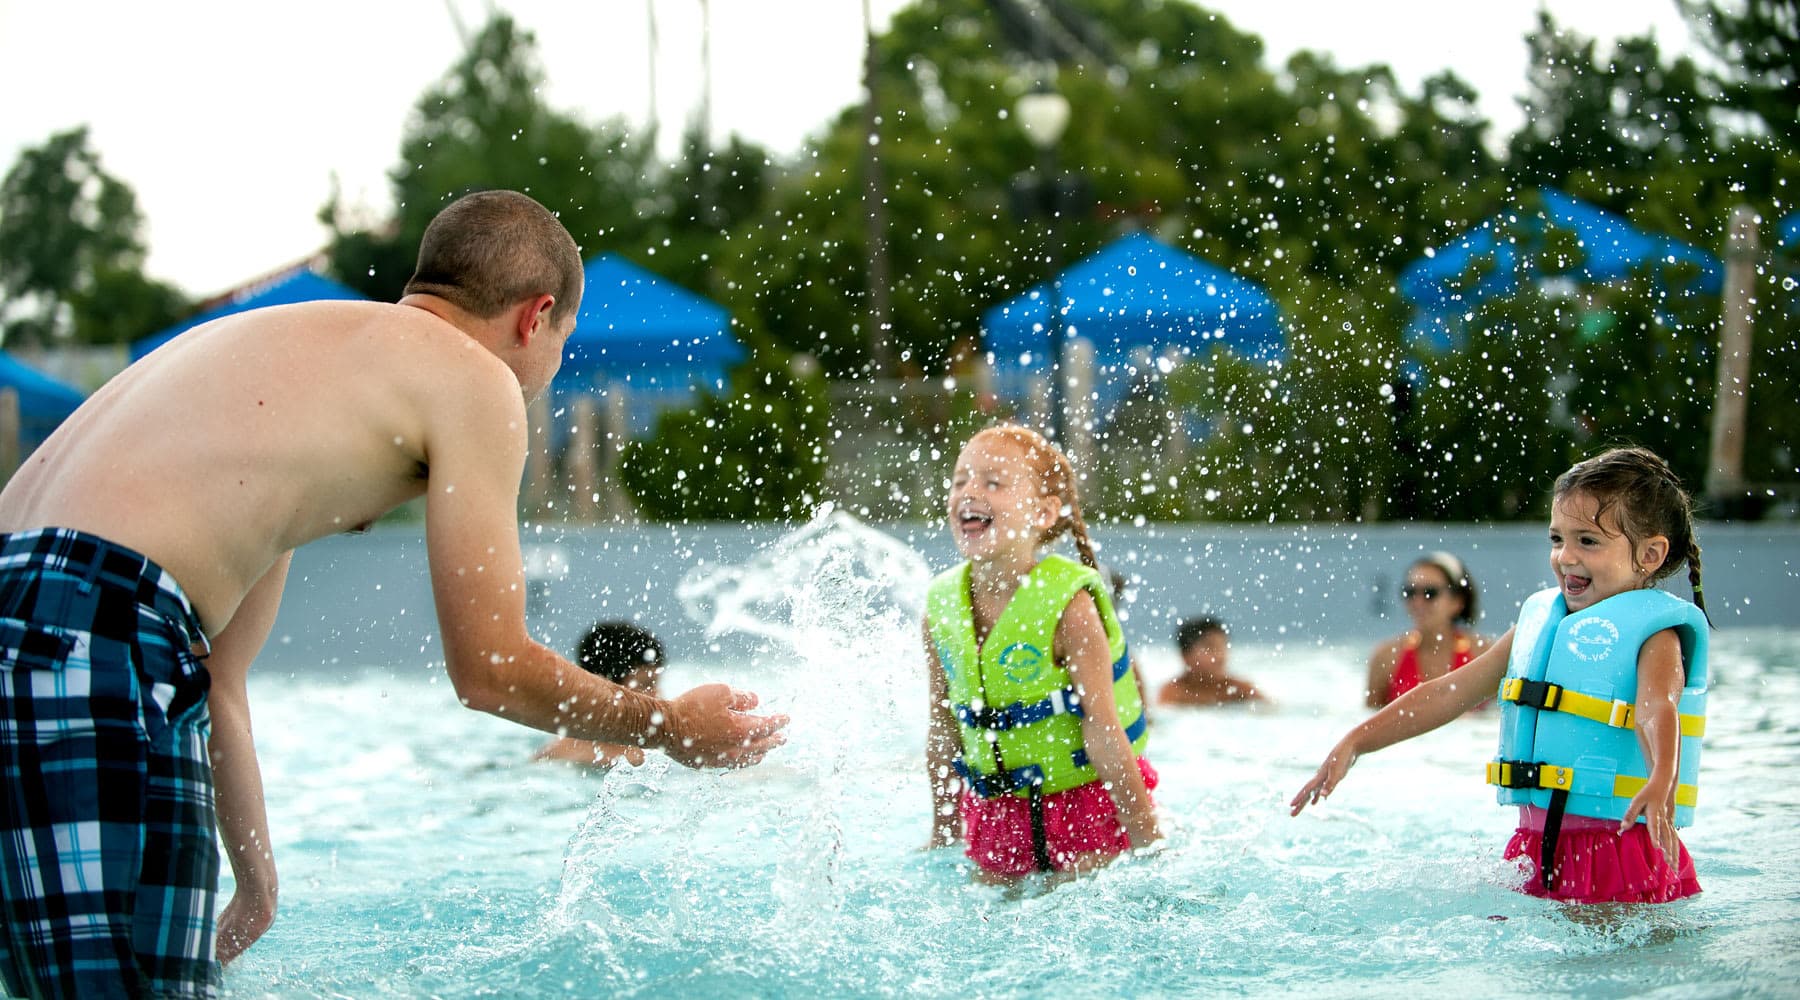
[946,424,1098,568]
[574,621,665,694]
[1176,616,1229,676]
[1549,446,1705,615]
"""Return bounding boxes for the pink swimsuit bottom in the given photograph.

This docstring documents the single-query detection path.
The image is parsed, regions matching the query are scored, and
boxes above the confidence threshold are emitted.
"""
[1504,806,1701,904]
[960,758,1158,876]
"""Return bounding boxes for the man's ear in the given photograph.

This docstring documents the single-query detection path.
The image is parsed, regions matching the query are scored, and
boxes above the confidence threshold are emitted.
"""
[515,294,557,343]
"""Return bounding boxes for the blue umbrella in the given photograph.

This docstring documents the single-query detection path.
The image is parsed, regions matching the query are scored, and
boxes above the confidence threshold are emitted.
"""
[557,254,743,385]
[1399,187,1722,319]
[0,350,86,449]
[981,232,1284,368]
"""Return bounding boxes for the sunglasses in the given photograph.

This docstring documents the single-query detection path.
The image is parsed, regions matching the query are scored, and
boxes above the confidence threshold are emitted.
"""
[1400,585,1443,601]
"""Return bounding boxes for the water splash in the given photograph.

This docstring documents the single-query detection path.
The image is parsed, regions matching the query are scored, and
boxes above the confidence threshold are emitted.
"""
[675,504,930,653]
[553,507,935,966]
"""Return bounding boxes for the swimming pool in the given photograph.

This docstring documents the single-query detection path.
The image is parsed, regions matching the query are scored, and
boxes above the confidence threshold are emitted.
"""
[223,533,1799,999]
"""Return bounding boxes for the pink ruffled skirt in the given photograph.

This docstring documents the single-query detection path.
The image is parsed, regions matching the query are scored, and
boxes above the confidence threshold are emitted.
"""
[1503,807,1701,904]
[961,758,1158,876]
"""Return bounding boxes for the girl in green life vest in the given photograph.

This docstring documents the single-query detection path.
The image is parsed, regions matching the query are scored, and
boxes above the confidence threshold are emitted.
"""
[924,424,1162,878]
[1291,447,1708,904]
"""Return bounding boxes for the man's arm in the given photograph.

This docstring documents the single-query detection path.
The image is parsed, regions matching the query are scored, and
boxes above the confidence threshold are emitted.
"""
[209,551,291,964]
[421,365,785,767]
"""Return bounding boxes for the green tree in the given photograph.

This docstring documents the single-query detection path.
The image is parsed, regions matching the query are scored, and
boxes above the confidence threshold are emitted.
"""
[322,15,662,299]
[619,354,829,520]
[1679,0,1799,150]
[0,127,186,346]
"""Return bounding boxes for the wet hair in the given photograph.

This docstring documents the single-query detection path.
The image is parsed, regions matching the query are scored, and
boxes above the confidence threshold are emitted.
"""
[967,424,1099,570]
[573,621,664,685]
[1411,551,1479,626]
[1176,615,1228,652]
[1553,446,1708,618]
[403,190,584,326]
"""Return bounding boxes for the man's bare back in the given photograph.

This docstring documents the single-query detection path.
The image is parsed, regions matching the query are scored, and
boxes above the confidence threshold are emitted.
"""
[0,300,516,633]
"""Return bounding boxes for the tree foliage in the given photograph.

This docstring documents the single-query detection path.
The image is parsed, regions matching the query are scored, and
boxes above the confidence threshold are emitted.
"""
[0,127,186,346]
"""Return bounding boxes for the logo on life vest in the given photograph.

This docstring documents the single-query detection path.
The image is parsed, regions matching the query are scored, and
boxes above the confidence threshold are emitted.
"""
[1565,616,1620,662]
[936,639,957,681]
[998,642,1047,684]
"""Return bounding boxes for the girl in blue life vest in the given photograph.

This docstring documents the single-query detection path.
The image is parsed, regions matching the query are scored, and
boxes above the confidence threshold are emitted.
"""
[924,424,1161,878]
[1291,447,1708,904]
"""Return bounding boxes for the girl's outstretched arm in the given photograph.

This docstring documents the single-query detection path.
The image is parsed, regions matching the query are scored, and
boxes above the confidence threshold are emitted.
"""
[924,620,963,848]
[1621,627,1684,866]
[1291,627,1515,816]
[1059,590,1161,848]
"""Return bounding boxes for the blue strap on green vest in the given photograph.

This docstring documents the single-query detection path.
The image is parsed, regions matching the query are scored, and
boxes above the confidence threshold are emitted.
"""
[950,649,1131,732]
[953,709,1146,798]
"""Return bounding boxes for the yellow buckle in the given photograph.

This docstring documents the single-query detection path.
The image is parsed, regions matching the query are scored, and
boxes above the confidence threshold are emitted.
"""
[1500,678,1521,703]
[1539,765,1574,790]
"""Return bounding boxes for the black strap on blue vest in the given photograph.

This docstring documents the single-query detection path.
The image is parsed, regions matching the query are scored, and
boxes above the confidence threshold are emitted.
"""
[1489,758,1569,891]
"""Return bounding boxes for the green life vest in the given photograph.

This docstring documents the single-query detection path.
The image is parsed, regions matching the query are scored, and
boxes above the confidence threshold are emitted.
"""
[926,554,1147,798]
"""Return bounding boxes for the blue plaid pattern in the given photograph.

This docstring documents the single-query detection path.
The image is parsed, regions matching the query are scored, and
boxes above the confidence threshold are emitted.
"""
[0,529,219,999]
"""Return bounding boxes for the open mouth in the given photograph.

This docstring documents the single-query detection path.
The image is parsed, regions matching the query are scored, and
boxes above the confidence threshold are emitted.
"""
[1562,574,1592,597]
[956,509,993,537]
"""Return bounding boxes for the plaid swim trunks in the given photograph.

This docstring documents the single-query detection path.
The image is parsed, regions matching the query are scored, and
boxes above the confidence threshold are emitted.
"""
[0,528,219,999]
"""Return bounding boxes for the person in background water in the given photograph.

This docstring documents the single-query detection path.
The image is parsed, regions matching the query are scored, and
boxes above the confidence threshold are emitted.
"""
[0,190,787,999]
[1158,616,1268,709]
[534,622,665,769]
[1365,551,1490,709]
[924,424,1161,879]
[1293,447,1708,904]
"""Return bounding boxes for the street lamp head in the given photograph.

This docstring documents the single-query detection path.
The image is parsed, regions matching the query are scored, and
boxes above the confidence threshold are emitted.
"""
[1015,87,1071,150]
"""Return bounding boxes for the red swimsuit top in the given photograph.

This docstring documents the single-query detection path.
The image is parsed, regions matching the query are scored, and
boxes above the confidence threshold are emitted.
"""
[1384,630,1474,703]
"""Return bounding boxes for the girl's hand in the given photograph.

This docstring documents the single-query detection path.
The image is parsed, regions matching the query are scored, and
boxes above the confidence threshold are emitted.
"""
[1620,780,1680,870]
[1290,739,1358,816]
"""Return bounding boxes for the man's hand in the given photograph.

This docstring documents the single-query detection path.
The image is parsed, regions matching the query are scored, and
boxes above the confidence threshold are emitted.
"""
[655,684,789,769]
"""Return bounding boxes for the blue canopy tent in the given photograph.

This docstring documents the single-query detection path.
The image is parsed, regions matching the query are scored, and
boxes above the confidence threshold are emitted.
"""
[981,232,1283,419]
[554,254,744,437]
[1398,188,1723,351]
[0,350,86,452]
[130,267,366,361]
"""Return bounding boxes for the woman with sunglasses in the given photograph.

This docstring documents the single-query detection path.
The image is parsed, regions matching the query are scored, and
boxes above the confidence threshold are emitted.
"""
[1364,552,1490,709]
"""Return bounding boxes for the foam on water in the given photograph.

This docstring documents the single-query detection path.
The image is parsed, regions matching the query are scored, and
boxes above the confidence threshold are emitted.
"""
[225,519,1800,998]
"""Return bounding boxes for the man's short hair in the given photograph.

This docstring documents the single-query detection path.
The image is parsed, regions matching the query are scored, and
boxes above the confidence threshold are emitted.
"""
[574,622,664,684]
[1175,615,1228,652]
[404,189,583,326]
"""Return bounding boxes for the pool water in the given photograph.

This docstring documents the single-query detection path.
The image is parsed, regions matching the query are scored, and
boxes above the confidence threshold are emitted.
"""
[221,525,1800,998]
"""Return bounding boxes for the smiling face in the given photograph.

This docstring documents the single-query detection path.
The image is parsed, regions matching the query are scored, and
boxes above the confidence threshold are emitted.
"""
[946,433,1058,564]
[1548,490,1668,611]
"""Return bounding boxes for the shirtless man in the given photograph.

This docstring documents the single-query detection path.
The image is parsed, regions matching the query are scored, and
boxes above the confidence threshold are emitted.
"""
[0,190,787,999]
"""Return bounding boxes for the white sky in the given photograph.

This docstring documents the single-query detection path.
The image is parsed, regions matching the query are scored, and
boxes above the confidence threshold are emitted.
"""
[0,1,1697,296]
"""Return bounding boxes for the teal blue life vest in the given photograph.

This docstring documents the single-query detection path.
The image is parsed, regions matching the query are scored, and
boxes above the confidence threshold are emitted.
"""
[926,554,1147,800]
[1488,587,1708,828]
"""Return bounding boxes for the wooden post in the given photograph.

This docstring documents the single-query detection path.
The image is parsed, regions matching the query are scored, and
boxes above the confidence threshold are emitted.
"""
[601,382,636,522]
[1065,336,1097,479]
[522,393,554,514]
[1706,205,1758,512]
[0,388,19,487]
[568,396,600,521]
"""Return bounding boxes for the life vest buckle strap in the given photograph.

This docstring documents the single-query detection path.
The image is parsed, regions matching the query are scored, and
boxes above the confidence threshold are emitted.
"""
[1607,699,1634,729]
[1501,677,1564,711]
[1486,758,1574,791]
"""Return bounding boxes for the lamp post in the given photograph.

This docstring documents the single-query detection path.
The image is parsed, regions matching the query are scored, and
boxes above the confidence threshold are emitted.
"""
[1015,85,1071,441]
